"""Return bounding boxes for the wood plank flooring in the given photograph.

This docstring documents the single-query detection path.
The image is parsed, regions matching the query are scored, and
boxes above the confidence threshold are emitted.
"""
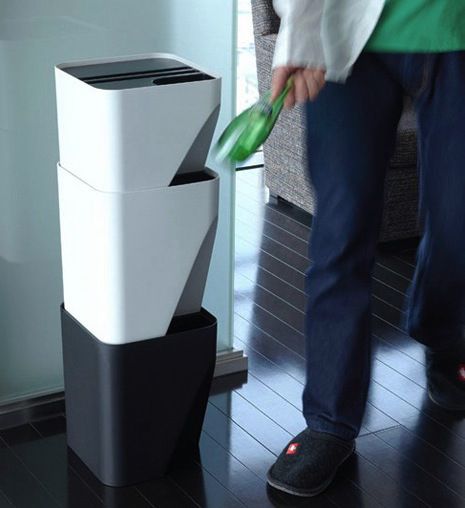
[0,167,464,507]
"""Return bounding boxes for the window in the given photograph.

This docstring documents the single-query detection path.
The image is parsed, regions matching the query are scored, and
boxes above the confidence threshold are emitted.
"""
[237,0,259,114]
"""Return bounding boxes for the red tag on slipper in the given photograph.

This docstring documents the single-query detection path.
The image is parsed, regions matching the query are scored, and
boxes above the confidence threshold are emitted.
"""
[286,442,300,455]
[458,364,465,382]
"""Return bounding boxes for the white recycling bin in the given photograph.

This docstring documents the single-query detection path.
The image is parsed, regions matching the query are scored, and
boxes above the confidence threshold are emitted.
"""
[55,53,221,344]
[55,53,222,487]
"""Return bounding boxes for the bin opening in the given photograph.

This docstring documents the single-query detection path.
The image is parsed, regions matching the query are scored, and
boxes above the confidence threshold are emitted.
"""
[62,57,214,90]
[167,309,216,335]
[170,170,215,187]
[153,72,214,86]
[84,67,192,85]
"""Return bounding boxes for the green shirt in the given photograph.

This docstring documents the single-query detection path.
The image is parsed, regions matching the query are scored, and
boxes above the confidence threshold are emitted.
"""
[365,0,465,52]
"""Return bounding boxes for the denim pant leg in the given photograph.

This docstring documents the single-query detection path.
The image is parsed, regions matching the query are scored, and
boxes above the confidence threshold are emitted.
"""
[303,53,404,440]
[405,52,465,349]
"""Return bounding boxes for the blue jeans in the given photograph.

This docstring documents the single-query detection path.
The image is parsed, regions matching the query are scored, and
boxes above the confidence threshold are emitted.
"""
[303,51,465,440]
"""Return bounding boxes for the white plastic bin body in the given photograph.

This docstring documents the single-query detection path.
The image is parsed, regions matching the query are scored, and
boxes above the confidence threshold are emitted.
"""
[58,165,219,345]
[55,53,221,192]
[55,53,221,344]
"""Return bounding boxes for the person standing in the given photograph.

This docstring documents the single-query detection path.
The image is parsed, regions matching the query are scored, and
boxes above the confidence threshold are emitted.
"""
[266,0,465,497]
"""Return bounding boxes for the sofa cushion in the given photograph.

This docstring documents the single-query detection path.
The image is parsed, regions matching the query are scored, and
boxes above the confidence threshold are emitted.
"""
[391,98,417,169]
[251,0,281,37]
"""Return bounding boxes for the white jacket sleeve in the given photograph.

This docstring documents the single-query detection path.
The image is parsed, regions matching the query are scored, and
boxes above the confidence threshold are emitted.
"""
[272,0,326,70]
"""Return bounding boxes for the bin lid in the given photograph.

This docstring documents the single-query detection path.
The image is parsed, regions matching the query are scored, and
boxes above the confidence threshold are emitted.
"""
[61,57,214,90]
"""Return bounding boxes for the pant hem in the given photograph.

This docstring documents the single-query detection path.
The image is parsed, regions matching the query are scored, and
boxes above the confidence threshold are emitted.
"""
[304,418,358,441]
[407,324,464,349]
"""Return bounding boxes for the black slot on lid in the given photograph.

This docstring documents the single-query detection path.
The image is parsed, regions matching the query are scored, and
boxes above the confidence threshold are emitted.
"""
[61,57,214,90]
[153,72,214,86]
[64,57,187,80]
[84,67,193,85]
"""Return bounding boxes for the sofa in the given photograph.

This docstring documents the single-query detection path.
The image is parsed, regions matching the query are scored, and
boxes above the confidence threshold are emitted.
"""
[251,0,421,242]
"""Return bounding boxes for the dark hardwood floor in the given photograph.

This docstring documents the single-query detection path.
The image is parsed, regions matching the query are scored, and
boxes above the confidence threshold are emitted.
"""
[1,167,464,507]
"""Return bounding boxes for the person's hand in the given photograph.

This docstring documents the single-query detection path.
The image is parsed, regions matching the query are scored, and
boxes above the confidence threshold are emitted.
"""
[271,66,326,109]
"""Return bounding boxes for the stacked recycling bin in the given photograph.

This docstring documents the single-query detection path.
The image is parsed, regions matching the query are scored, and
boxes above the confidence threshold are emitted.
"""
[55,53,221,487]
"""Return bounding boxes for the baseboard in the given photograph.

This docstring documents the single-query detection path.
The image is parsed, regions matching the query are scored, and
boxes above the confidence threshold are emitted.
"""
[214,348,248,377]
[0,392,65,431]
[0,349,248,431]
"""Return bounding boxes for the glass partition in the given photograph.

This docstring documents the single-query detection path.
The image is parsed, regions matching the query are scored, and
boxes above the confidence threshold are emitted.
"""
[0,0,237,404]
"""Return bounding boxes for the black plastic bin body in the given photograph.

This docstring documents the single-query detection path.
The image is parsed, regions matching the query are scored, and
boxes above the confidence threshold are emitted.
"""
[61,305,217,487]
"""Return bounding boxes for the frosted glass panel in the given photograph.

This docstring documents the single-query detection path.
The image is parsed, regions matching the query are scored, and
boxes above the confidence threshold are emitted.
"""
[168,0,237,352]
[0,1,236,404]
